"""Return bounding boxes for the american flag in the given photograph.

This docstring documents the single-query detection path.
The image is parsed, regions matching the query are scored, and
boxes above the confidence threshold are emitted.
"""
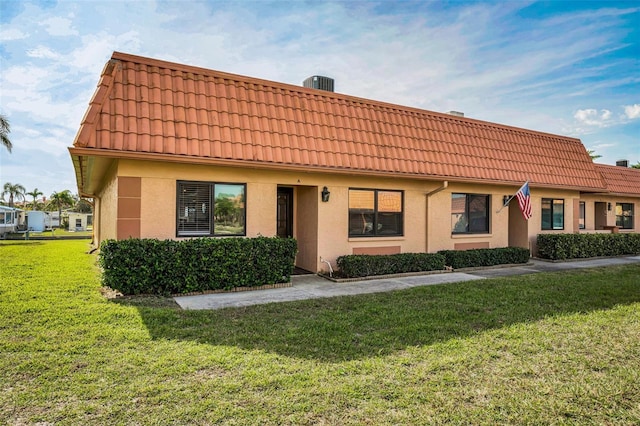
[515,181,532,220]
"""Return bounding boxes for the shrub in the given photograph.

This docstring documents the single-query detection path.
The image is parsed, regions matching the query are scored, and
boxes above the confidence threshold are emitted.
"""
[99,237,297,295]
[537,233,640,260]
[336,253,446,278]
[438,247,530,269]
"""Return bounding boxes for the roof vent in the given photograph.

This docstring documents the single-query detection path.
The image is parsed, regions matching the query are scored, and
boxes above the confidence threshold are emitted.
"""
[616,160,629,167]
[303,75,334,92]
[448,111,464,117]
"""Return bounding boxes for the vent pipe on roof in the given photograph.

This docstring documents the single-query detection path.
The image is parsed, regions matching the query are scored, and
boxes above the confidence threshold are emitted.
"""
[448,111,464,117]
[616,160,629,167]
[303,75,334,92]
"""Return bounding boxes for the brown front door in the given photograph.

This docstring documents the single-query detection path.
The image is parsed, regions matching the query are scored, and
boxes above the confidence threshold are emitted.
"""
[277,187,293,238]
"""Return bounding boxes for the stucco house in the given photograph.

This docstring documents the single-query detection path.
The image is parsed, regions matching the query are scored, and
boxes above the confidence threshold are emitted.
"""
[69,52,638,273]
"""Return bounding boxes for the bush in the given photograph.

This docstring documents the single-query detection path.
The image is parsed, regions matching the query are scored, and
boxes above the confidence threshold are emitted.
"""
[438,247,530,269]
[336,253,446,278]
[99,237,297,295]
[537,233,640,260]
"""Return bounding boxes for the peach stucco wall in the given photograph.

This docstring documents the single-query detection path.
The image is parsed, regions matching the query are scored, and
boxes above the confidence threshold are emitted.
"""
[95,164,118,244]
[97,158,637,273]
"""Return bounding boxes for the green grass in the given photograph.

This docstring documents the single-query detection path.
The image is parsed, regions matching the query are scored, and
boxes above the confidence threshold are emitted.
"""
[7,229,92,239]
[1,240,639,424]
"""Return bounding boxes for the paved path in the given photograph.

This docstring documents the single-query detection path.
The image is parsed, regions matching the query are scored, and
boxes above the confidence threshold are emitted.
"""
[174,256,640,310]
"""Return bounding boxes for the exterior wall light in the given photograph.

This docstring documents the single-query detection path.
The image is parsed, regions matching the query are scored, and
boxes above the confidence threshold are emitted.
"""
[607,202,612,211]
[321,186,330,202]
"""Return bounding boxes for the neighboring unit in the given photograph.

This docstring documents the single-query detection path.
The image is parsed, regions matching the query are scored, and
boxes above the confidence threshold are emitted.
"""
[69,52,639,274]
[0,206,22,238]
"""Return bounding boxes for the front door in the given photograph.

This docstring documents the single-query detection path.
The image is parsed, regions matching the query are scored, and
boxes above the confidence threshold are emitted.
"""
[277,187,293,238]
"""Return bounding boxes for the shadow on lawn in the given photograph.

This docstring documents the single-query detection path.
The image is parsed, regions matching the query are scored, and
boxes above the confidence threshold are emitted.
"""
[114,265,640,362]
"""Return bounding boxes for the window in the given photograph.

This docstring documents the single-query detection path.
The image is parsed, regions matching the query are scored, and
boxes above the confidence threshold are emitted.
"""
[348,189,403,237]
[541,198,564,230]
[616,203,634,229]
[176,181,246,237]
[75,218,82,228]
[451,193,490,234]
[579,201,586,229]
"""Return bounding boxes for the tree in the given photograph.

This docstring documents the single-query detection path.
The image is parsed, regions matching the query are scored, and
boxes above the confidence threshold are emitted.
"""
[74,197,93,213]
[2,182,26,207]
[632,161,640,170]
[0,114,11,153]
[587,150,601,161]
[26,188,43,210]
[48,190,75,227]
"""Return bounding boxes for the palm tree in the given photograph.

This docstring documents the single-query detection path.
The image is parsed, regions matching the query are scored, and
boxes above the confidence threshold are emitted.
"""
[632,161,640,170]
[48,190,75,227]
[0,114,11,153]
[2,182,26,207]
[26,188,44,210]
[587,150,601,161]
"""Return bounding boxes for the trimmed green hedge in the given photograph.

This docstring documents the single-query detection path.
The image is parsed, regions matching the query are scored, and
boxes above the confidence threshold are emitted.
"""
[438,247,531,269]
[99,237,297,295]
[336,253,446,278]
[537,233,640,260]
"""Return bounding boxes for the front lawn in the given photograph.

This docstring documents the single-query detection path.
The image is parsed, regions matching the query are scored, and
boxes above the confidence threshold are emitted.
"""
[1,240,639,424]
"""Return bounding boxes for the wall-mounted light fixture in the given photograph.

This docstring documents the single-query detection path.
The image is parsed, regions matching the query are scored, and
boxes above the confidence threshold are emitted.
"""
[607,202,612,211]
[321,186,330,202]
[503,195,510,206]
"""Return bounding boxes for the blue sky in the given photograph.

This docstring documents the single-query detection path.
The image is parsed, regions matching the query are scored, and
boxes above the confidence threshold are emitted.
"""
[1,0,638,200]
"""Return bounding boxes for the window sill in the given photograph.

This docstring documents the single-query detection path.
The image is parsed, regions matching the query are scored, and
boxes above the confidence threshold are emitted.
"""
[451,233,492,239]
[348,236,405,242]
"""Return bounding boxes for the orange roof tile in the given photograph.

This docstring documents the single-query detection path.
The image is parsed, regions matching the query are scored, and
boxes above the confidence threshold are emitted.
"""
[71,52,607,194]
[595,164,640,196]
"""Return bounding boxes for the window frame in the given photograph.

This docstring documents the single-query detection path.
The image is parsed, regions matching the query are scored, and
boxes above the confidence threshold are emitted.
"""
[541,198,565,230]
[451,193,491,235]
[616,203,634,230]
[348,188,404,237]
[176,180,247,237]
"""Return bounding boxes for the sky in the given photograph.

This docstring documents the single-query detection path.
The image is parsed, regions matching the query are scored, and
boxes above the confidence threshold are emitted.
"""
[1,0,639,201]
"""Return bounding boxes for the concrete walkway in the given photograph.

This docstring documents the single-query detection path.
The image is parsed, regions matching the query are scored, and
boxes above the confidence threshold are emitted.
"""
[174,255,640,310]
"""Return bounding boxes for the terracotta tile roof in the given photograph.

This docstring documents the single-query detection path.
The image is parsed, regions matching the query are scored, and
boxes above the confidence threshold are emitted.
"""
[595,164,640,196]
[71,51,607,192]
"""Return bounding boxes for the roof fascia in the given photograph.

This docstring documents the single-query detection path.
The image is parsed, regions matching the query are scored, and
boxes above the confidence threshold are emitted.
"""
[68,147,607,193]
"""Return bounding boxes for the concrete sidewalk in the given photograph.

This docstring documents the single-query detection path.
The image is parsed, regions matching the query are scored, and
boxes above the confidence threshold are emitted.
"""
[173,255,640,310]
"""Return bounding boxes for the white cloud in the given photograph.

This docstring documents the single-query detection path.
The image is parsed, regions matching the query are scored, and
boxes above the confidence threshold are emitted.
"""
[0,28,28,41]
[26,46,60,59]
[624,104,640,119]
[573,109,614,127]
[41,16,78,36]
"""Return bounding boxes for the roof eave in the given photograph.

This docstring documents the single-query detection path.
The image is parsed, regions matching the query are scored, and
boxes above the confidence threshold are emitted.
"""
[67,147,607,193]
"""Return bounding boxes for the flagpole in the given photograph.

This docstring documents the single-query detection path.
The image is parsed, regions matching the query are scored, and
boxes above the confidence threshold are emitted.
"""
[496,181,529,214]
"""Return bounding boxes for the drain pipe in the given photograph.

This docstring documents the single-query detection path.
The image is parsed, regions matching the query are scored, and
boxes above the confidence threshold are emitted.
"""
[426,181,448,197]
[320,256,333,277]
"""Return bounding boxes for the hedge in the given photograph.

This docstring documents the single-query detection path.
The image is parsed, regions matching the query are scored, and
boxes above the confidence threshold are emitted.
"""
[537,233,640,260]
[99,237,297,295]
[437,247,531,269]
[336,253,446,278]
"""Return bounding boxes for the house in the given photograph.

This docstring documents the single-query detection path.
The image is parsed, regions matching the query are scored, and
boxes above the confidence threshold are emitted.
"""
[67,212,93,232]
[0,206,22,237]
[580,164,640,232]
[69,52,638,273]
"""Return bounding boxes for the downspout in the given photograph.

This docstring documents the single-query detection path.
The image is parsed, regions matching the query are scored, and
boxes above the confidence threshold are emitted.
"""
[319,256,333,277]
[425,181,449,253]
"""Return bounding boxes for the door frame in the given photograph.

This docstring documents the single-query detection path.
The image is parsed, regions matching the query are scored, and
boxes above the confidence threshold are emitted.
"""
[276,186,294,238]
